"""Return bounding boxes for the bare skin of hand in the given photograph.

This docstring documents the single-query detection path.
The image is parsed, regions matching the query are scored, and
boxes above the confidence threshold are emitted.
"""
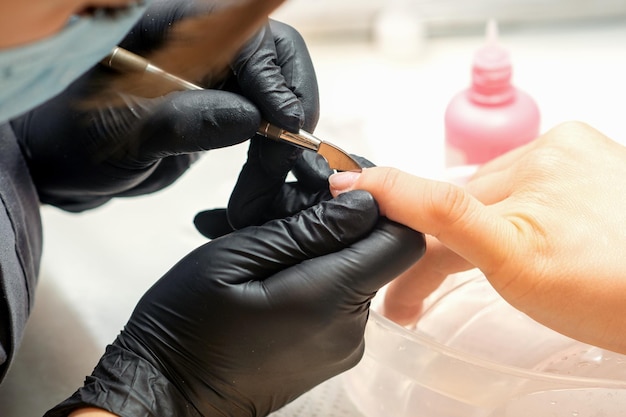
[69,408,117,417]
[329,121,626,354]
[0,1,138,48]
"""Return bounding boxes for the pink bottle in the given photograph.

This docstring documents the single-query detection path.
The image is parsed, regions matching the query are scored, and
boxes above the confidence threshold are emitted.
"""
[445,20,540,167]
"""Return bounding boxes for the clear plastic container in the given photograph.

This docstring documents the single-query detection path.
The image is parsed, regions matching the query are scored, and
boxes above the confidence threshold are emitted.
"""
[342,270,626,417]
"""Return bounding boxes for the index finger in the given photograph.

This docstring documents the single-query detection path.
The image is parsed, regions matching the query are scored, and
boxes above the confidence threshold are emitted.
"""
[330,167,515,276]
[230,24,305,131]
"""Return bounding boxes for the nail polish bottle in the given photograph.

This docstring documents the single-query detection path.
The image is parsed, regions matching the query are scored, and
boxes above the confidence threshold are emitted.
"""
[444,20,540,167]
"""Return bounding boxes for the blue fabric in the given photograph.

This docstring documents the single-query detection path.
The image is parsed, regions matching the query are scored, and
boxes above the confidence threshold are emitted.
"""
[0,3,148,124]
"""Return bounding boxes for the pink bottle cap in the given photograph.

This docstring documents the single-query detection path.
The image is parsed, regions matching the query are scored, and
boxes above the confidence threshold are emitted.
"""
[470,20,514,104]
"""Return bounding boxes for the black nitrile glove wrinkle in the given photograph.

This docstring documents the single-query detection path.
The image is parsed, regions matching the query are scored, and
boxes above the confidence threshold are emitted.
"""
[45,345,204,417]
[231,21,314,133]
[195,152,375,240]
[209,19,320,231]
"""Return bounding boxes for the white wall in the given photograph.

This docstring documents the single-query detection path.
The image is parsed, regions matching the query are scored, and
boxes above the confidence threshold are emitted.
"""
[273,0,626,36]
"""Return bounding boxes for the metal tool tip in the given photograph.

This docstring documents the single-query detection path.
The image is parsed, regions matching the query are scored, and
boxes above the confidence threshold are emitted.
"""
[317,142,362,172]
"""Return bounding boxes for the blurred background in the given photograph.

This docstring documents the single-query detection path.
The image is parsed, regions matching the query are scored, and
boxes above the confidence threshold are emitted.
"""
[273,0,626,35]
[1,1,626,416]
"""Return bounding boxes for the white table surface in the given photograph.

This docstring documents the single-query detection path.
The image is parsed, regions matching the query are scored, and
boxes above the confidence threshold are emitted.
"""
[1,18,626,417]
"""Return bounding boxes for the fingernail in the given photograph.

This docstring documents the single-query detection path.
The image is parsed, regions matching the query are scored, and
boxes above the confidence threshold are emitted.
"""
[329,171,361,193]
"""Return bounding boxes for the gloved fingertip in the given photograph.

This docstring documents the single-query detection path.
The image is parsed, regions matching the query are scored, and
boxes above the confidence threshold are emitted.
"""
[292,152,334,189]
[264,101,305,134]
[193,209,234,239]
[284,104,306,132]
[325,190,380,232]
[352,154,377,169]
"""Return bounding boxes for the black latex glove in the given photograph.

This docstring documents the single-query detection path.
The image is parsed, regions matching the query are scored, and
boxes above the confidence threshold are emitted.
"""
[206,16,320,231]
[45,191,426,417]
[196,150,372,239]
[11,0,318,212]
[194,152,372,239]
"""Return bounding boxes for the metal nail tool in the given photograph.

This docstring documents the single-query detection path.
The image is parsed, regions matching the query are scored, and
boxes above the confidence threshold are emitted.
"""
[102,47,362,172]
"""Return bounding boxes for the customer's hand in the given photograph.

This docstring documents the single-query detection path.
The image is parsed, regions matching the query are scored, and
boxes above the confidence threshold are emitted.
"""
[45,191,425,417]
[330,121,626,354]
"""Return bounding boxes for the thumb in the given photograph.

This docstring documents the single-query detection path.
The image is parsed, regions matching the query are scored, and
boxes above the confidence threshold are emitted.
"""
[335,218,426,296]
[330,167,513,275]
[138,90,261,157]
[193,208,234,239]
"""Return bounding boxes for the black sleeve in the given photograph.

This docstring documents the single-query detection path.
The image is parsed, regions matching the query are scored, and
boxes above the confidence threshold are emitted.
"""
[44,344,202,417]
[0,123,43,382]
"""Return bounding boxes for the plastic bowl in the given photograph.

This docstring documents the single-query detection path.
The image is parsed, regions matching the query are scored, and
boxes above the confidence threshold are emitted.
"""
[342,270,626,417]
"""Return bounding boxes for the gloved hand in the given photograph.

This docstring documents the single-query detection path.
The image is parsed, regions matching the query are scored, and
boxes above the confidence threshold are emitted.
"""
[11,0,318,212]
[194,152,371,239]
[45,191,426,417]
[194,13,321,232]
